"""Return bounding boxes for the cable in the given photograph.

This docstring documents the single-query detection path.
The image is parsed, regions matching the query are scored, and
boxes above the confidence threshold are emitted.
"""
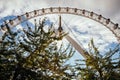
[61,16,86,50]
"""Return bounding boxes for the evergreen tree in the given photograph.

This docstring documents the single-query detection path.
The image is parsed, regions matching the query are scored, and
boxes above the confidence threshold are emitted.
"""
[0,18,75,80]
[76,39,120,80]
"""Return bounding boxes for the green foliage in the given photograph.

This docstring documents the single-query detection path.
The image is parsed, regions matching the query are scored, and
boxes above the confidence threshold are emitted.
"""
[1,18,120,80]
[76,39,120,80]
[0,18,75,80]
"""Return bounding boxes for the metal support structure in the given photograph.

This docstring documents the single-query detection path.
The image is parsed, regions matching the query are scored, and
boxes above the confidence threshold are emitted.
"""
[58,15,88,58]
[65,35,88,58]
[0,7,119,43]
[0,7,120,58]
[58,15,63,33]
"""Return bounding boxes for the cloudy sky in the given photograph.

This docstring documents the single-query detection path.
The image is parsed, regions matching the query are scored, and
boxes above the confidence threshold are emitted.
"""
[0,0,120,62]
[0,0,120,23]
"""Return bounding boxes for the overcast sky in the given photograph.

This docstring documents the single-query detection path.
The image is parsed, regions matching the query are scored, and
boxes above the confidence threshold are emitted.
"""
[0,0,120,61]
[0,0,120,23]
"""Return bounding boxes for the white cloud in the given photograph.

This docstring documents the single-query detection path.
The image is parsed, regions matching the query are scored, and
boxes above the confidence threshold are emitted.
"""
[46,0,120,23]
[0,0,48,17]
[0,0,120,23]
[0,0,119,60]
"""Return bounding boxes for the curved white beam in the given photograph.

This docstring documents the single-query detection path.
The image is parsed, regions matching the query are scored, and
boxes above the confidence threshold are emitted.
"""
[0,7,120,43]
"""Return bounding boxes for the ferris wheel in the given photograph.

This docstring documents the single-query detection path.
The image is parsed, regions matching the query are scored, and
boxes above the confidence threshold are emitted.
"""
[0,7,120,58]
